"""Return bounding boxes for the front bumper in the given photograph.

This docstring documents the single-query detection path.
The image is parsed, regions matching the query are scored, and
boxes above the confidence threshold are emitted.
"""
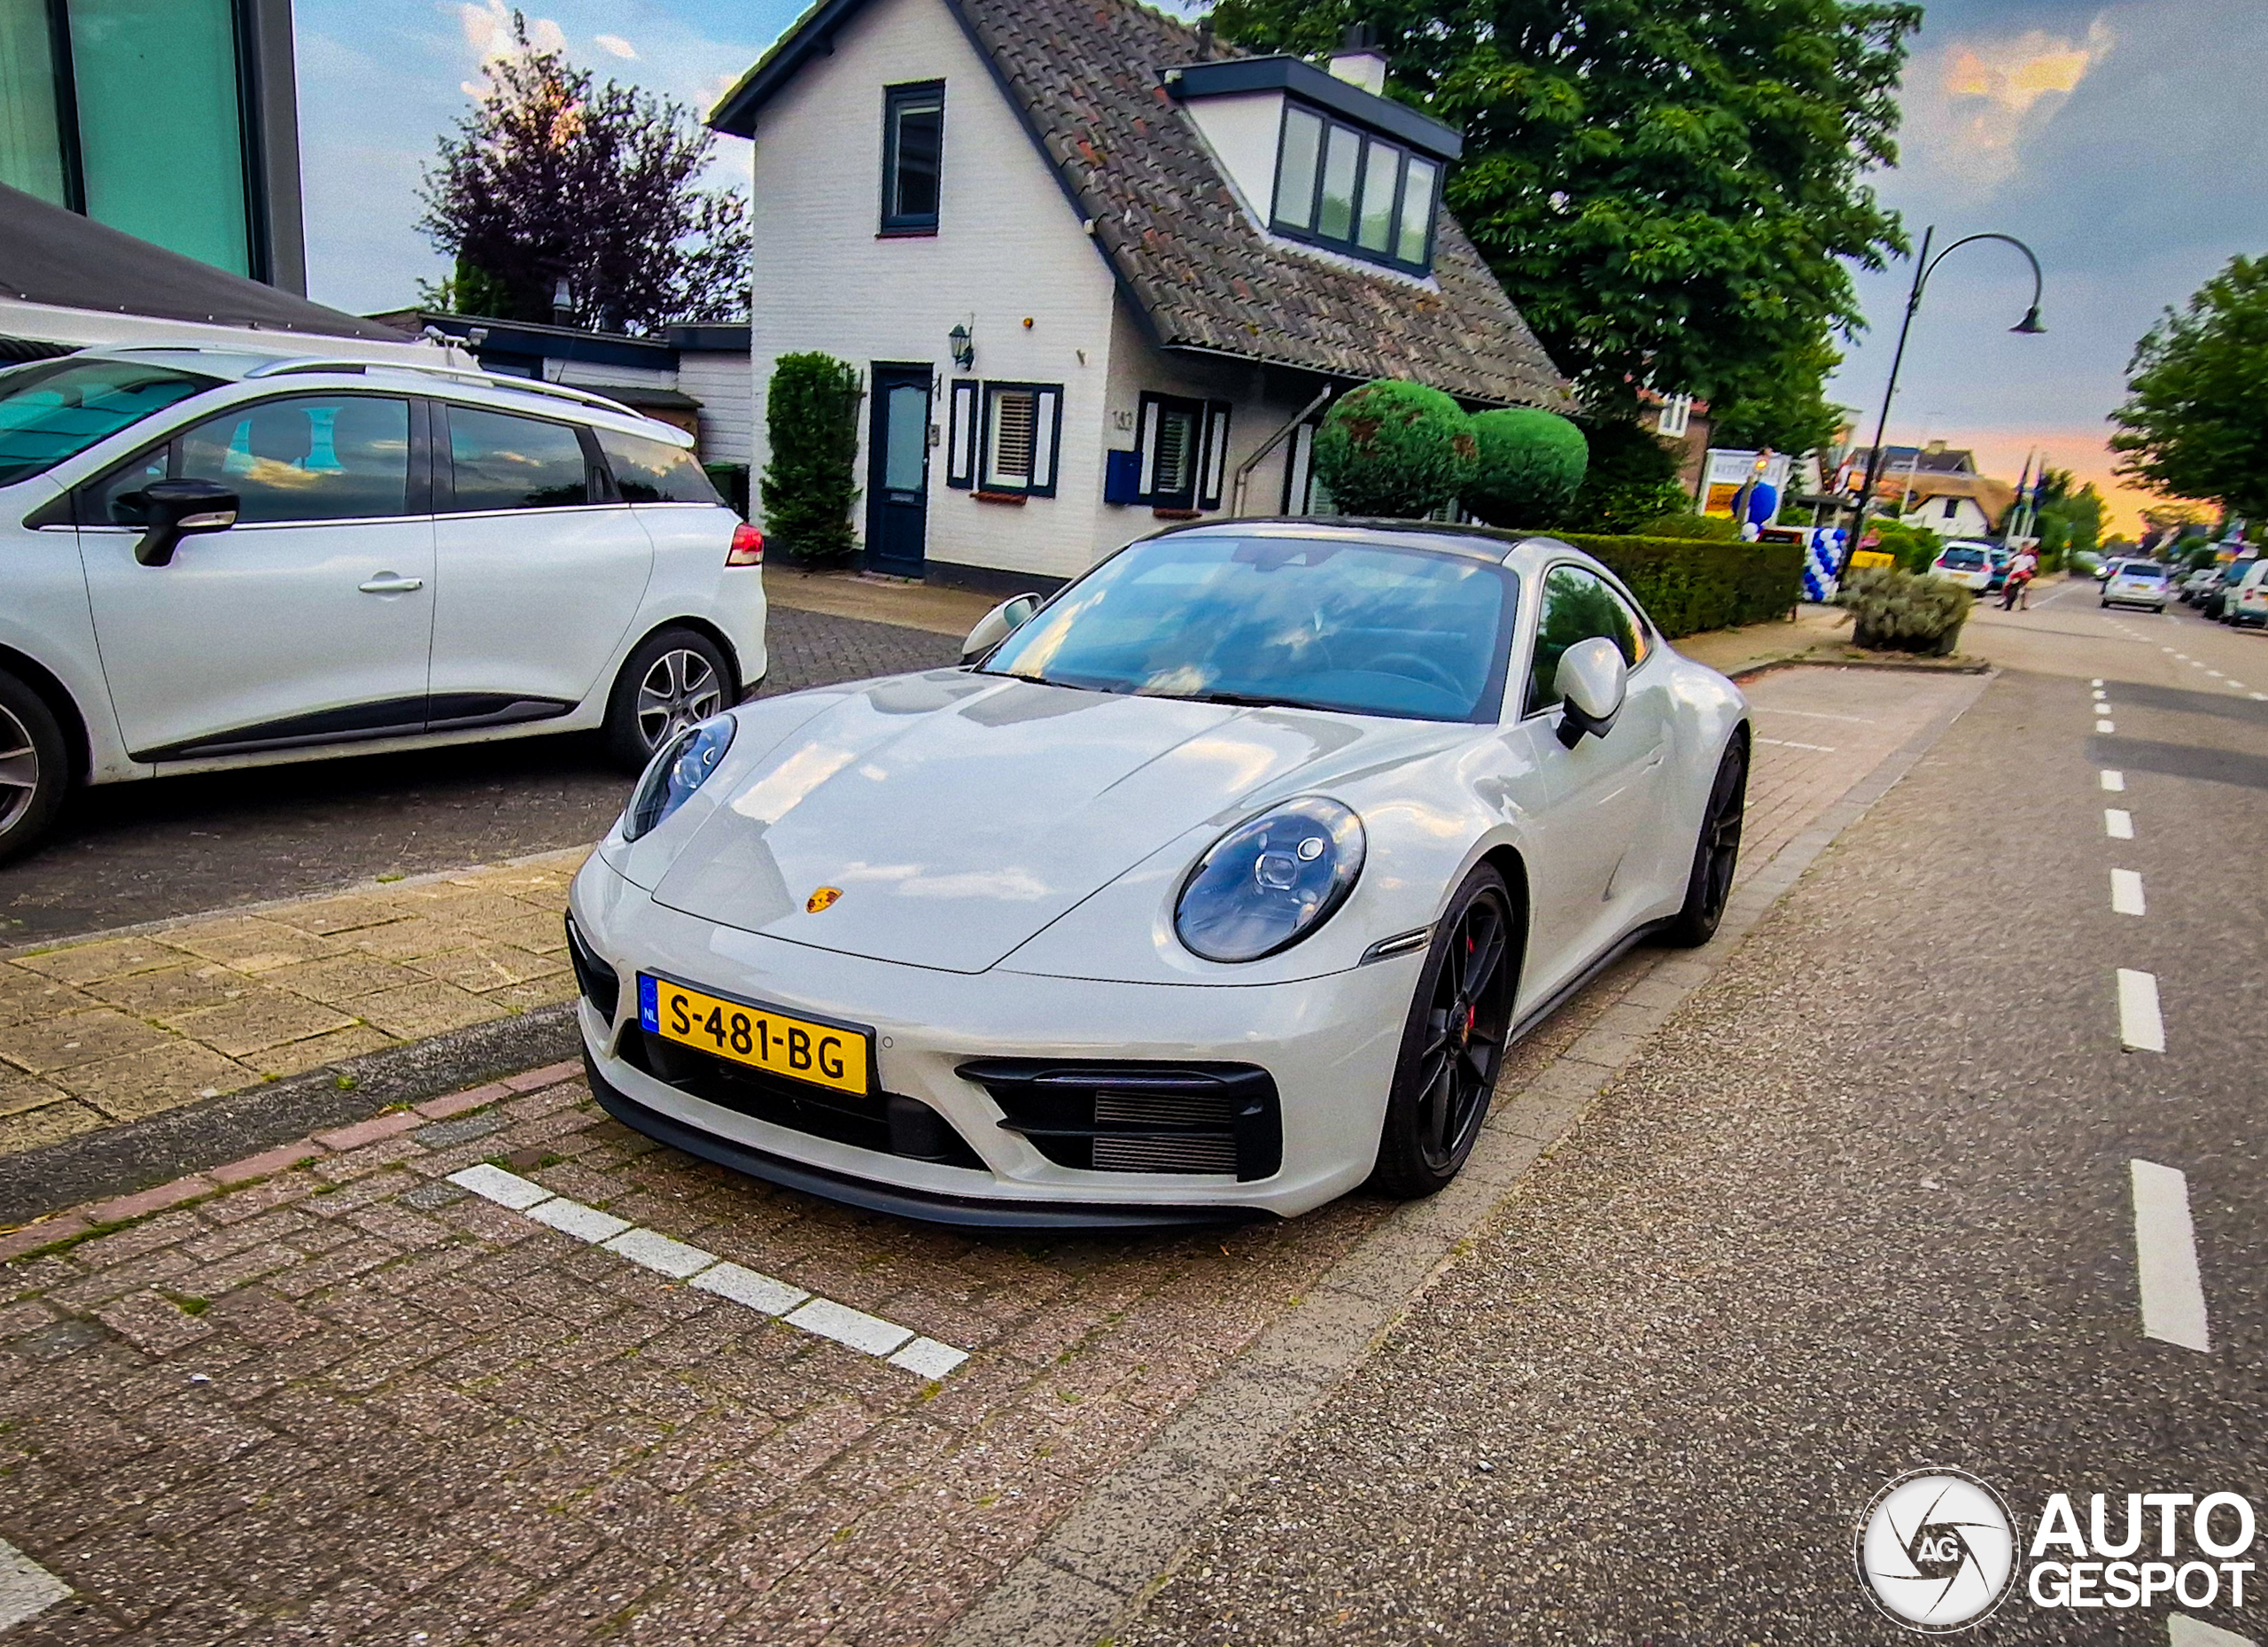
[568,856,1418,1223]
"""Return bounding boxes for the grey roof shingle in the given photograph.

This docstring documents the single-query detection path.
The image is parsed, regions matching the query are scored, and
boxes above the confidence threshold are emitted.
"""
[714,0,1568,408]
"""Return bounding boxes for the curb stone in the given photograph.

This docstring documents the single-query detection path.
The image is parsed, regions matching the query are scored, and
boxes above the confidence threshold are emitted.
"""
[938,668,1995,1647]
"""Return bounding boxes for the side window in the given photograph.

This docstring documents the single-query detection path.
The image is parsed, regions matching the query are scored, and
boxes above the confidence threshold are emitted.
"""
[444,406,591,511]
[596,429,719,505]
[174,395,412,524]
[882,82,944,234]
[82,445,174,527]
[1526,565,1649,717]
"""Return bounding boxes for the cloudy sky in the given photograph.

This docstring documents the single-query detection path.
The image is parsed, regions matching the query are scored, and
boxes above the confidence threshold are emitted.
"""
[299,0,2264,532]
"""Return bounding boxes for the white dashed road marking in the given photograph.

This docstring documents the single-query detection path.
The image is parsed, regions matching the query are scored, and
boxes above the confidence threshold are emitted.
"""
[2101,770,2125,792]
[2096,719,2117,734]
[2092,677,2104,687]
[2105,809,2134,840]
[1757,706,1877,725]
[1754,737,1837,752]
[447,1167,970,1377]
[0,1539,68,1629]
[2132,1160,2211,1353]
[2111,868,2147,916]
[2117,968,2165,1053]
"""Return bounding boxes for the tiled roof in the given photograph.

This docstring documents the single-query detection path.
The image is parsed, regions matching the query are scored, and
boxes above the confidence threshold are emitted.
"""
[958,0,1567,407]
[712,0,1568,408]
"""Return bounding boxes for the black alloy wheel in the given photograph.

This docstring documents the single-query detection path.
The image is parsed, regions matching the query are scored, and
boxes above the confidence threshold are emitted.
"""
[1371,865,1519,1199]
[1663,734,1749,948]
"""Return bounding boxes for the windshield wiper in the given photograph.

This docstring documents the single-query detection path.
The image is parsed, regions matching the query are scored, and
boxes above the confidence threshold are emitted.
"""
[1140,688,1297,710]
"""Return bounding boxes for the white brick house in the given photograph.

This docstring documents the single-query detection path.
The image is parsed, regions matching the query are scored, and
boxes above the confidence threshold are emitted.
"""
[711,0,1565,590]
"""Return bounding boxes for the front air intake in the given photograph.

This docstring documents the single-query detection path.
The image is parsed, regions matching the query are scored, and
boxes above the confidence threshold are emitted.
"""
[957,1060,1280,1180]
[563,915,619,1022]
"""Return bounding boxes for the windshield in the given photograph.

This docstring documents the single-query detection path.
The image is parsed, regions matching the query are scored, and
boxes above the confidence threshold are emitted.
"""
[2122,563,2167,579]
[0,357,217,486]
[1939,548,1986,568]
[978,532,1520,722]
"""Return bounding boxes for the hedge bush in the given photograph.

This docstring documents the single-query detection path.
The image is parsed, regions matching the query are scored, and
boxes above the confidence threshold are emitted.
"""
[1541,532,1803,638]
[1628,510,1741,542]
[1312,380,1478,518]
[1835,566,1971,654]
[759,353,862,563]
[1464,408,1587,529]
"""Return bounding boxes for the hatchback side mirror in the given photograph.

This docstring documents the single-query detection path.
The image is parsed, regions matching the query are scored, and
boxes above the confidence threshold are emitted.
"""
[134,478,238,567]
[962,592,1043,662]
[1553,635,1627,748]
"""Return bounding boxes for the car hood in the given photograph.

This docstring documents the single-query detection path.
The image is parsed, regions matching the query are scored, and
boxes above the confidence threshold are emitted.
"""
[647,671,1460,974]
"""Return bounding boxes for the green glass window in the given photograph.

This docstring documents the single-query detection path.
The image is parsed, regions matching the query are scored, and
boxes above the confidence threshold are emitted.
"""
[1317,123,1359,242]
[1396,157,1437,266]
[0,0,68,204]
[68,0,251,276]
[1356,141,1398,252]
[1267,101,1440,276]
[1272,105,1322,231]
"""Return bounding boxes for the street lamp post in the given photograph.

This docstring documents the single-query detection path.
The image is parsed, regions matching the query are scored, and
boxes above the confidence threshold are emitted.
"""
[1842,226,2047,575]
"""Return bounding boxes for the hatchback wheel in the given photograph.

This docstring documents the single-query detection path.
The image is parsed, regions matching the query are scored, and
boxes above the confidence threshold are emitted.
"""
[604,629,733,771]
[1371,864,1519,1199]
[0,671,68,866]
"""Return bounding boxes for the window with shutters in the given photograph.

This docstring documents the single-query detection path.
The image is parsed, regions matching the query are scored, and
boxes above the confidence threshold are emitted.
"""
[1136,392,1230,512]
[972,381,1060,497]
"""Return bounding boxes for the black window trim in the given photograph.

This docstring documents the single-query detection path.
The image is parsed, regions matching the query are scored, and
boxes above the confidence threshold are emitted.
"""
[1519,559,1657,723]
[1268,97,1438,276]
[73,388,430,528]
[975,380,1063,497]
[880,79,945,237]
[1135,391,1208,511]
[431,399,606,516]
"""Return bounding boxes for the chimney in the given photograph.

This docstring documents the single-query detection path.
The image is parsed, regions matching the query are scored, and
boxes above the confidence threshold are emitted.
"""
[1327,23,1386,96]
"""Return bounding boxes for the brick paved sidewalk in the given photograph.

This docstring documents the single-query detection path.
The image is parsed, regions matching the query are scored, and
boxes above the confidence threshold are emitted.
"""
[0,852,585,1158]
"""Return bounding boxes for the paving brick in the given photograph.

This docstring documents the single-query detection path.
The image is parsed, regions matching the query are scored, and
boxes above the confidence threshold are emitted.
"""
[501,1060,585,1092]
[96,1290,215,1355]
[414,1081,509,1120]
[55,1040,258,1123]
[311,1112,423,1153]
[82,1176,216,1227]
[208,1144,323,1187]
[0,1213,89,1265]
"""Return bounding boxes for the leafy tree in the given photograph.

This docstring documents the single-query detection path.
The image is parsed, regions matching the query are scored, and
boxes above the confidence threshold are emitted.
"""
[761,353,863,562]
[2033,479,2103,572]
[419,12,750,332]
[1312,380,1479,517]
[1563,417,1686,531]
[1206,0,1918,419]
[2110,254,2268,519]
[1706,336,1851,459]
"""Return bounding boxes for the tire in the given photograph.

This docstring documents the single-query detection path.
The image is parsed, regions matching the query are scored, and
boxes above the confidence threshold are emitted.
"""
[602,628,734,772]
[1661,734,1750,949]
[1370,864,1520,1200]
[0,670,69,867]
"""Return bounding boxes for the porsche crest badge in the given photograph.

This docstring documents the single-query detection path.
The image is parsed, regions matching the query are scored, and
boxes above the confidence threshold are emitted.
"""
[805,886,843,913]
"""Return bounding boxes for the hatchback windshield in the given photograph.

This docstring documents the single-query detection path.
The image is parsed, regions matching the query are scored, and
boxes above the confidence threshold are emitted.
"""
[979,532,1520,722]
[1938,548,1987,569]
[0,358,217,486]
[2121,563,2167,580]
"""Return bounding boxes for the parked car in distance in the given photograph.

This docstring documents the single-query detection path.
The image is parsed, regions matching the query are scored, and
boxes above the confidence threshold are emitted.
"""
[0,346,768,865]
[2225,560,2268,627]
[2202,560,2256,622]
[2180,565,2221,605]
[2101,559,2171,611]
[569,522,1751,1224]
[1930,543,1993,592]
[2070,550,2105,579]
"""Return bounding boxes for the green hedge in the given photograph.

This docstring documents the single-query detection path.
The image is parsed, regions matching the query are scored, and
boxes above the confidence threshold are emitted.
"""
[1539,532,1803,638]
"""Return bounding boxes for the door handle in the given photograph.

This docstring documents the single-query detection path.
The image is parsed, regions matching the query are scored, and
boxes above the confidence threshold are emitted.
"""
[358,574,424,594]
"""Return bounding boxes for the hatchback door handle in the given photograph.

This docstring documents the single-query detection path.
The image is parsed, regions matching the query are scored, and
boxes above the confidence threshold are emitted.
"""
[358,574,424,594]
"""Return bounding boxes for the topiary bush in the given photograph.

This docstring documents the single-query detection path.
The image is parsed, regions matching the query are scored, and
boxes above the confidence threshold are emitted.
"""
[1312,379,1478,518]
[1836,566,1972,655]
[1464,408,1587,529]
[760,352,862,563]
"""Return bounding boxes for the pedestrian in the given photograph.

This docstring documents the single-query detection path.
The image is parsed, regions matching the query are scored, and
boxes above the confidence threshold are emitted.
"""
[2001,544,2039,610]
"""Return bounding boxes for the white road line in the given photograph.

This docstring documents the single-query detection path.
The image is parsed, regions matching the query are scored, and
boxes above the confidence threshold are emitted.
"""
[2111,868,2147,916]
[2117,968,2165,1053]
[2207,670,2224,679]
[2253,693,2267,703]
[2096,718,2117,734]
[2092,677,2104,686]
[446,1167,969,1377]
[2105,808,2134,840]
[1754,706,1877,724]
[1754,736,1837,752]
[0,1539,68,1630]
[2132,1160,2210,1353]
[2170,1612,2257,1645]
[2101,770,2125,792]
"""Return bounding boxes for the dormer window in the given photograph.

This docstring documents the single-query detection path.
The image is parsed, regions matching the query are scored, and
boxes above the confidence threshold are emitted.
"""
[1270,104,1437,274]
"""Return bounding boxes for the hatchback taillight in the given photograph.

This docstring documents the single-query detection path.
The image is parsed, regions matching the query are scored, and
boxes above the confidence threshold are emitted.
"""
[726,524,765,566]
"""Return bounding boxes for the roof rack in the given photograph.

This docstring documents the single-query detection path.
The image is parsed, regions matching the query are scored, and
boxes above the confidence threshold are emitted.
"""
[238,354,641,418]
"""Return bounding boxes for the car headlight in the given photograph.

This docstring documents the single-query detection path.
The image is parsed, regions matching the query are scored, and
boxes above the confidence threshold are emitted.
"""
[1175,796,1364,962]
[621,715,735,842]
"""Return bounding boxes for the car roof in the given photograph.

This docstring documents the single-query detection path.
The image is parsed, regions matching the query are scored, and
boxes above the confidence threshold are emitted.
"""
[1147,516,1572,567]
[62,346,696,448]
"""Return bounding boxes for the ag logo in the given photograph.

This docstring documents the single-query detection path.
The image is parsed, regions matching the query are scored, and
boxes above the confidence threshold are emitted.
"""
[804,886,843,913]
[1855,1468,2018,1632]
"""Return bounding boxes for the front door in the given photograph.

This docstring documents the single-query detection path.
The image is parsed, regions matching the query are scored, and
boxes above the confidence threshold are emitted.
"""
[866,365,931,576]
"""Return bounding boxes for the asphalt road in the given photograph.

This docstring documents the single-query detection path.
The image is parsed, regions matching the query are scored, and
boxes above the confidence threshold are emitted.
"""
[0,605,959,946]
[1122,587,2268,1643]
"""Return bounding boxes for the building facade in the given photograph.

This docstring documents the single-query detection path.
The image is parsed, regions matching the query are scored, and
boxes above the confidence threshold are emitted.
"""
[0,0,305,291]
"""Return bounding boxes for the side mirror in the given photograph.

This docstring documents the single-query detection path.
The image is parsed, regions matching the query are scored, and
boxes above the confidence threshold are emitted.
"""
[961,592,1043,663]
[133,478,238,567]
[1553,635,1627,749]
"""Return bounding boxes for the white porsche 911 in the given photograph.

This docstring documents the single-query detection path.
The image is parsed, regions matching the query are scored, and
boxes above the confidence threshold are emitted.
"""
[566,522,1751,1226]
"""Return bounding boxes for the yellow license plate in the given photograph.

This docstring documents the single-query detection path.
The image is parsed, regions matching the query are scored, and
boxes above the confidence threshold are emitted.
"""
[638,975,869,1097]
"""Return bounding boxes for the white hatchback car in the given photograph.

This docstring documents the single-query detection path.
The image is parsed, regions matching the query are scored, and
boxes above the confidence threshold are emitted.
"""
[2101,559,2171,612]
[0,347,768,863]
[1930,543,1992,592]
